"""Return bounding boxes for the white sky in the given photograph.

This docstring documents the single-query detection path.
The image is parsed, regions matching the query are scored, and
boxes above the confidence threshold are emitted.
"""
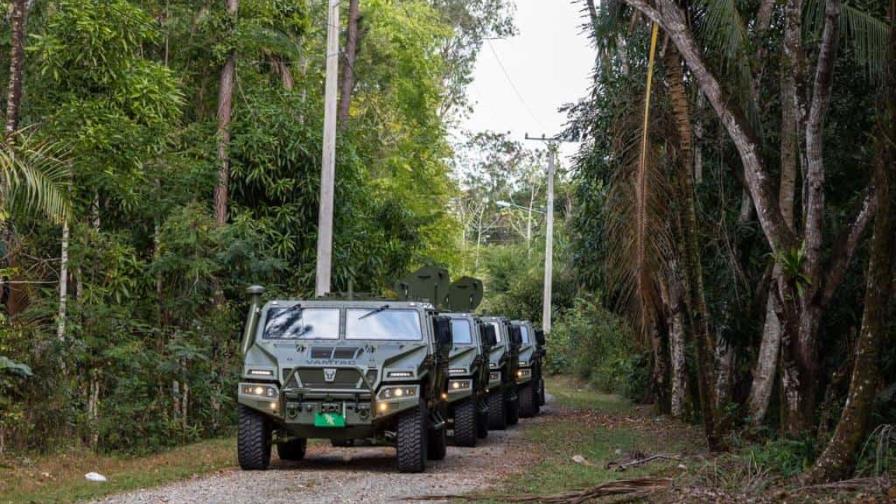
[457,0,595,167]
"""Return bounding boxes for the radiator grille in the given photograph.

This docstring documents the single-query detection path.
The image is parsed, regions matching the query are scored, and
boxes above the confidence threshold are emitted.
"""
[296,368,365,389]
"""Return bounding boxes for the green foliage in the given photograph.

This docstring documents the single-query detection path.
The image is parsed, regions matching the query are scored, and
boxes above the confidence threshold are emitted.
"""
[546,297,641,398]
[748,437,818,478]
[0,0,492,457]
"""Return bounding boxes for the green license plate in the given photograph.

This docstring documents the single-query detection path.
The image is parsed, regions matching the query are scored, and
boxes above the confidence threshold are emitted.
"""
[314,412,346,428]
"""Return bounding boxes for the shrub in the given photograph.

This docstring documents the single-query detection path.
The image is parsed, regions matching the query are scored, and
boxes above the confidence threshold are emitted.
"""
[547,297,638,396]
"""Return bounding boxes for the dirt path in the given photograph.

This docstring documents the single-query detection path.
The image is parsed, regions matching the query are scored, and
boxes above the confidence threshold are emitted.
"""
[92,401,555,504]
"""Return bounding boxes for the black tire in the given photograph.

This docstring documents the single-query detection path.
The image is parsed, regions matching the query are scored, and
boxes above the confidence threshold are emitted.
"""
[397,400,428,473]
[238,405,271,470]
[519,382,537,418]
[538,375,546,406]
[487,391,507,430]
[476,403,489,439]
[277,438,307,461]
[453,398,477,447]
[505,389,520,426]
[427,421,447,460]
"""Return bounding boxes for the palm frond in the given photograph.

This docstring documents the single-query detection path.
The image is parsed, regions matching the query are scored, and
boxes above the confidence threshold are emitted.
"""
[0,132,71,224]
[692,0,760,129]
[805,0,891,81]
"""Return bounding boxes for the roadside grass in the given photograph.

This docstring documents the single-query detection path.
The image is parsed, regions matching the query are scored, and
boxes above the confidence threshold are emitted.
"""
[494,375,704,499]
[0,437,236,504]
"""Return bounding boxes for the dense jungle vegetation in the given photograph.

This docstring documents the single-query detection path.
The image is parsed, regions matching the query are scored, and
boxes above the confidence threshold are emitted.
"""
[0,0,894,491]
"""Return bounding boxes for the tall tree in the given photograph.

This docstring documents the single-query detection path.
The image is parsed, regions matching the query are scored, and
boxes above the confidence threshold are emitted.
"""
[338,0,362,127]
[5,0,28,135]
[623,0,878,435]
[806,0,896,482]
[214,0,239,226]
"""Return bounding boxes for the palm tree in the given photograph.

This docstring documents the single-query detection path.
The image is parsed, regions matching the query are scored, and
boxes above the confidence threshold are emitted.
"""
[0,131,70,224]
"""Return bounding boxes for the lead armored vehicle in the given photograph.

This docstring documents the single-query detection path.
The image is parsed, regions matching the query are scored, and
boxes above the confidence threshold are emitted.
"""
[479,316,521,430]
[512,320,546,417]
[442,277,494,447]
[237,281,453,473]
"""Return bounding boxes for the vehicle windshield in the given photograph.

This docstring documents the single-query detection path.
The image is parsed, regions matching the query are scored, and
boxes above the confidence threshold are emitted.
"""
[450,319,473,344]
[345,308,422,341]
[519,325,530,344]
[490,321,503,342]
[263,306,339,339]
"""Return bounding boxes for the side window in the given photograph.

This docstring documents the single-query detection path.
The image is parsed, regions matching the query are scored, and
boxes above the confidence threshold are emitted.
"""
[490,322,503,342]
[450,319,473,344]
[519,325,530,344]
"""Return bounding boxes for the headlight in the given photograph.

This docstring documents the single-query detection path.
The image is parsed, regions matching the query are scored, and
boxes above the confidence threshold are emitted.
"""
[516,368,532,380]
[377,385,419,401]
[448,368,467,376]
[449,379,472,391]
[248,369,274,377]
[387,371,414,378]
[240,383,279,399]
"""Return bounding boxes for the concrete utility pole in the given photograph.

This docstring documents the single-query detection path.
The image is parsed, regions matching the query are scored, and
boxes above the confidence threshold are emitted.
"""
[315,0,340,297]
[543,146,556,334]
[525,134,567,335]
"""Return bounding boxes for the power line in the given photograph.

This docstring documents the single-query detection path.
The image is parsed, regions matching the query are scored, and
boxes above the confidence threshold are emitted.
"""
[486,40,543,129]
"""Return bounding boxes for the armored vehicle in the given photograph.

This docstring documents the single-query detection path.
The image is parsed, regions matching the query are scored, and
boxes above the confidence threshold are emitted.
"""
[479,316,521,430]
[512,320,546,417]
[440,277,493,446]
[237,286,453,473]
[443,313,496,446]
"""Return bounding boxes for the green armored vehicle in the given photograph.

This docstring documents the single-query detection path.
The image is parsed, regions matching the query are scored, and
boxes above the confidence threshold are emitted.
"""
[480,316,521,430]
[512,320,546,417]
[439,276,495,446]
[443,313,494,446]
[236,285,453,473]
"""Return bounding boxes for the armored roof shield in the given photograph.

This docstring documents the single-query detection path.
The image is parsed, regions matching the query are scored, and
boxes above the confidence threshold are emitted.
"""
[394,266,450,307]
[447,276,483,312]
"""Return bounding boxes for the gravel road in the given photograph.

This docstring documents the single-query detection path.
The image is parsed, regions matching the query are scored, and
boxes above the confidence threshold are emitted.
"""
[93,401,553,504]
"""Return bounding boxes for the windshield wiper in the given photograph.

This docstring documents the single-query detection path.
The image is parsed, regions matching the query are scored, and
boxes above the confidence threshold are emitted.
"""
[277,303,302,316]
[358,304,389,320]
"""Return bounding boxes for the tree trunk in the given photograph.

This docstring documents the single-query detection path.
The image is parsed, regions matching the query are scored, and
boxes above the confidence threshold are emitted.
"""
[748,4,802,423]
[649,320,670,413]
[665,47,721,450]
[337,0,361,128]
[214,0,239,226]
[668,261,689,419]
[805,0,896,482]
[57,221,69,343]
[749,294,782,424]
[782,0,841,435]
[5,0,28,135]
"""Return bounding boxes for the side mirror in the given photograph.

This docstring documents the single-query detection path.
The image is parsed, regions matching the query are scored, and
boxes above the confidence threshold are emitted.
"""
[480,324,497,347]
[433,316,453,350]
[535,329,546,346]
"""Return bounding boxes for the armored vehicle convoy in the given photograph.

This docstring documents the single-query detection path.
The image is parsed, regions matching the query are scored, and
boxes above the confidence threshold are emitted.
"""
[237,286,453,473]
[512,320,546,417]
[479,316,521,430]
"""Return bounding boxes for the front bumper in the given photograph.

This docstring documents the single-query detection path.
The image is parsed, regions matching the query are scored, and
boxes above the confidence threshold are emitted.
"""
[238,382,419,428]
